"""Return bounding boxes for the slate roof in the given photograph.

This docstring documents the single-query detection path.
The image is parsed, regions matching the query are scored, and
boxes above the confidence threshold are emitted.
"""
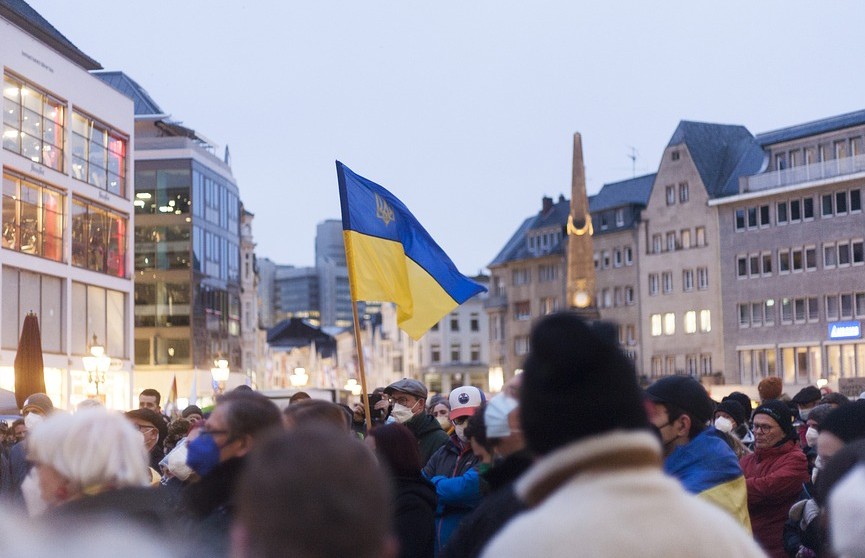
[267,318,336,357]
[756,109,865,147]
[667,121,764,198]
[92,71,164,116]
[489,197,570,267]
[589,173,655,212]
[0,0,100,70]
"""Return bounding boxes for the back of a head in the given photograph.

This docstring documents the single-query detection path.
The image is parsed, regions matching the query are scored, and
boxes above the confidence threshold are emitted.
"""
[283,399,351,433]
[368,423,421,477]
[818,400,865,444]
[521,312,649,456]
[217,390,282,439]
[29,409,150,493]
[236,426,392,558]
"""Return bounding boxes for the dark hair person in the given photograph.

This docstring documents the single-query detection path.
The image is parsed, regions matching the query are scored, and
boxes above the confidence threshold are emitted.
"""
[367,424,436,558]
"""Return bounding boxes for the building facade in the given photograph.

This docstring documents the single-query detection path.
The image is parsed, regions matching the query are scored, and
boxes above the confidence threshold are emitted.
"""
[0,5,135,409]
[240,207,263,386]
[96,71,244,404]
[715,111,865,390]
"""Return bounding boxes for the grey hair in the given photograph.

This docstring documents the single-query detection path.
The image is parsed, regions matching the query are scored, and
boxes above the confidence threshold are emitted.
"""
[28,409,151,494]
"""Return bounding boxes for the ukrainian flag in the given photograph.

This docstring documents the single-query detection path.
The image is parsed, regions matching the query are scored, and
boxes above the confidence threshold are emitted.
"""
[337,161,487,340]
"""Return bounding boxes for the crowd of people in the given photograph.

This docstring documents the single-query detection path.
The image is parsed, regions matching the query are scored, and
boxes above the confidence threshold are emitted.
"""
[1,311,865,557]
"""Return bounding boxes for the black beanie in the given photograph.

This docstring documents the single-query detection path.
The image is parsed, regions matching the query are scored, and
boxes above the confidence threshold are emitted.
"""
[819,401,865,443]
[723,392,753,415]
[520,312,649,456]
[753,399,794,438]
[716,400,747,428]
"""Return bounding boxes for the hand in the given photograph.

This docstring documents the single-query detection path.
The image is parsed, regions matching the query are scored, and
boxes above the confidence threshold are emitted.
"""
[352,404,365,424]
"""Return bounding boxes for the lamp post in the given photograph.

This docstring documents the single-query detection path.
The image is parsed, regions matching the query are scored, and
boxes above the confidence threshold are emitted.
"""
[211,357,230,395]
[82,334,111,397]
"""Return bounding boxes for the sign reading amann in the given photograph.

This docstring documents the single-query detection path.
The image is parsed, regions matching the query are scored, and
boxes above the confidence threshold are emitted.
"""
[828,321,862,340]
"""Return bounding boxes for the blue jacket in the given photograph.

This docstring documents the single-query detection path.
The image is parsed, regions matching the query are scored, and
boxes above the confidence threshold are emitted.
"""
[664,426,751,531]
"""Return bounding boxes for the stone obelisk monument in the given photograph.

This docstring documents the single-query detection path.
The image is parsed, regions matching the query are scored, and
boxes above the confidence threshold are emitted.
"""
[566,132,600,319]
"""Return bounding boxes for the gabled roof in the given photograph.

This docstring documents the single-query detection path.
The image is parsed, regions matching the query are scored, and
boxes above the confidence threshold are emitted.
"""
[667,121,764,198]
[92,71,164,116]
[756,109,865,146]
[0,0,101,70]
[267,318,336,355]
[589,173,655,212]
[489,197,569,266]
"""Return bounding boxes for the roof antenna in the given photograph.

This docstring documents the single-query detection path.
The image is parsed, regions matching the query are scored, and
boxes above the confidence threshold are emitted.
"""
[628,146,638,177]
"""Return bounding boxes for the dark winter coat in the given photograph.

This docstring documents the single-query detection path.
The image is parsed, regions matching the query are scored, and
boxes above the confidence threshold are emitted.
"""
[741,440,809,558]
[406,412,449,466]
[393,476,437,558]
[182,456,246,558]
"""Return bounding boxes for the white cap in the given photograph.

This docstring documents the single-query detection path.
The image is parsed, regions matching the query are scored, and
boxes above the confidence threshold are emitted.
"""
[449,386,485,419]
[485,395,519,439]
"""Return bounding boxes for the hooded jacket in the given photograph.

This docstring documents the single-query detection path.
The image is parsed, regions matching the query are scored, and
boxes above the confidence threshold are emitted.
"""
[740,439,809,558]
[406,412,449,466]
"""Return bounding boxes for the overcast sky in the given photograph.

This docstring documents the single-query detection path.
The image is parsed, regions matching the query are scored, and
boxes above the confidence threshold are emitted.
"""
[25,1,865,273]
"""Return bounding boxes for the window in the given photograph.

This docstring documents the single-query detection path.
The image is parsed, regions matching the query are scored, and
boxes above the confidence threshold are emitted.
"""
[683,269,694,291]
[680,229,691,249]
[450,314,459,332]
[823,194,833,217]
[795,298,806,323]
[514,336,530,356]
[808,297,819,322]
[666,232,676,252]
[652,234,662,254]
[686,355,698,375]
[803,197,814,220]
[2,74,64,172]
[71,197,128,277]
[684,311,697,333]
[696,227,706,247]
[751,302,763,326]
[651,356,663,376]
[697,267,709,290]
[781,298,792,323]
[841,293,854,319]
[671,151,680,161]
[839,242,851,266]
[700,310,711,332]
[663,313,675,335]
[737,256,748,278]
[614,287,622,307]
[747,207,757,228]
[470,343,481,363]
[762,253,773,275]
[602,289,612,308]
[540,297,558,315]
[600,214,608,230]
[603,251,611,268]
[825,243,837,268]
[779,249,791,273]
[837,191,848,215]
[826,295,839,320]
[791,248,803,272]
[760,205,771,226]
[662,271,673,294]
[857,292,865,317]
[790,199,801,221]
[649,274,659,296]
[650,314,662,336]
[450,343,460,363]
[735,209,746,231]
[625,286,635,305]
[70,111,128,196]
[512,268,530,285]
[805,247,817,270]
[749,254,760,277]
[613,249,623,268]
[666,185,675,205]
[854,240,864,264]
[777,202,788,224]
[701,354,713,375]
[470,313,479,332]
[626,324,636,345]
[538,264,559,282]
[624,246,633,265]
[764,300,775,325]
[738,304,750,327]
[615,208,625,226]
[852,189,862,212]
[513,301,531,321]
[431,344,441,363]
[666,356,676,374]
[2,172,65,262]
[679,182,689,203]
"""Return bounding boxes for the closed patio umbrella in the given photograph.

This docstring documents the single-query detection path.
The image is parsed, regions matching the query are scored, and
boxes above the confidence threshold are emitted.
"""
[14,312,45,409]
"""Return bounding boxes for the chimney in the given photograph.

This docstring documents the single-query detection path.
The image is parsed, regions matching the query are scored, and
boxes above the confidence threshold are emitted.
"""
[542,196,553,213]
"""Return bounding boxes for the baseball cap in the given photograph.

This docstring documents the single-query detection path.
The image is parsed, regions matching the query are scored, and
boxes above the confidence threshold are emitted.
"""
[449,386,485,419]
[384,378,427,400]
[645,376,713,424]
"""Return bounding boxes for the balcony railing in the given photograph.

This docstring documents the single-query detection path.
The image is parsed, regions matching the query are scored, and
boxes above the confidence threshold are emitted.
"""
[741,153,865,193]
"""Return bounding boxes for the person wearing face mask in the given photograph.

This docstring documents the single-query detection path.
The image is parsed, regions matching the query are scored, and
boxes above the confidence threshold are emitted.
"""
[792,386,822,449]
[422,386,485,555]
[4,393,53,507]
[384,379,449,465]
[713,400,752,458]
[644,376,752,532]
[427,395,453,435]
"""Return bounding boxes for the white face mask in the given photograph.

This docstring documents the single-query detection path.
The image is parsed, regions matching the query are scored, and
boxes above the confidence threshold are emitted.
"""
[164,438,193,481]
[454,423,468,442]
[21,469,47,517]
[390,403,415,424]
[812,455,825,484]
[799,408,812,421]
[714,416,734,433]
[24,412,44,431]
[436,416,451,431]
[805,427,819,448]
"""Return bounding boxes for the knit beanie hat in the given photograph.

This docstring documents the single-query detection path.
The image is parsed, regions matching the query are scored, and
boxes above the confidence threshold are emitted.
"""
[520,312,649,456]
[21,393,54,415]
[722,392,753,415]
[753,399,794,438]
[757,377,783,401]
[818,401,865,443]
[645,376,713,424]
[715,400,747,428]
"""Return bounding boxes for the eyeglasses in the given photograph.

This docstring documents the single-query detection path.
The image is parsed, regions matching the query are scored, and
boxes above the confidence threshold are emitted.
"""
[133,424,157,433]
[752,423,776,434]
[389,396,416,407]
[452,416,469,426]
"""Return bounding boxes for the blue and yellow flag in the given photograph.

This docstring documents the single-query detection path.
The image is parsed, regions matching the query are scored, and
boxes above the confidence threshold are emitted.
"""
[337,161,487,340]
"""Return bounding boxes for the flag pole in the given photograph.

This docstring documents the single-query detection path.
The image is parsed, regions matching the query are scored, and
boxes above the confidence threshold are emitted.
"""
[350,300,373,429]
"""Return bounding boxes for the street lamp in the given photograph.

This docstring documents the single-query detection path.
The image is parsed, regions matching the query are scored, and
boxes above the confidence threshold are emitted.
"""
[211,357,230,394]
[344,378,362,396]
[290,367,308,387]
[82,334,111,395]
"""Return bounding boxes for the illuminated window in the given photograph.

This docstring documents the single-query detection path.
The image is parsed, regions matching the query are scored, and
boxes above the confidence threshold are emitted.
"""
[684,311,697,333]
[70,111,127,196]
[699,310,711,332]
[651,314,662,337]
[71,197,128,277]
[663,313,675,335]
[2,172,64,262]
[2,74,64,171]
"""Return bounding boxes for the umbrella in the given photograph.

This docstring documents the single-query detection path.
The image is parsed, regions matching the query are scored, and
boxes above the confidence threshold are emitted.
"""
[14,312,45,409]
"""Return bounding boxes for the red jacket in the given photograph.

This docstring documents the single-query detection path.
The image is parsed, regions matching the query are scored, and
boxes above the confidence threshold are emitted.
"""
[740,440,808,558]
